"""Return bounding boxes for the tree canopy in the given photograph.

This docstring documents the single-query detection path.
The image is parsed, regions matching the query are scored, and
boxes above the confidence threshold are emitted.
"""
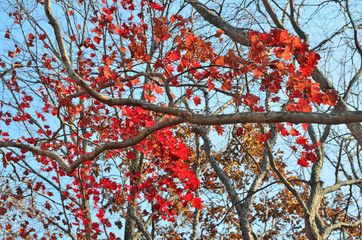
[0,0,361,239]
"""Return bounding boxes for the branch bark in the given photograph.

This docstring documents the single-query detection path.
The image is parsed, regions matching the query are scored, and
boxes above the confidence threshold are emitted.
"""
[323,179,362,194]
[186,0,250,46]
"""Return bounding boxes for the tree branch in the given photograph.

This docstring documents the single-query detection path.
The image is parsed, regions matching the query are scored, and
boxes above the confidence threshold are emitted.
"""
[129,205,153,240]
[323,179,362,195]
[325,218,362,235]
[263,130,309,215]
[261,0,285,29]
[186,0,250,46]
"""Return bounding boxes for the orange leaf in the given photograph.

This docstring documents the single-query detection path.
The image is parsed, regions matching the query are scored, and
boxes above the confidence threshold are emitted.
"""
[214,56,224,65]
[215,29,224,37]
[274,45,292,60]
[102,55,114,66]
[185,33,197,45]
[322,89,339,106]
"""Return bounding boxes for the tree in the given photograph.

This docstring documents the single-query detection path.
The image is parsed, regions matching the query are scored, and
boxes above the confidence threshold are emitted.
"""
[0,0,361,239]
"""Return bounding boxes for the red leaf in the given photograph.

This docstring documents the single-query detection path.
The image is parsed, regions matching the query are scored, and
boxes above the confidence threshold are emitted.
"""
[214,125,224,136]
[192,197,202,209]
[257,132,271,143]
[28,33,35,40]
[45,201,51,210]
[185,33,197,45]
[126,151,135,160]
[168,50,180,61]
[93,36,102,44]
[296,136,308,145]
[8,51,16,58]
[302,123,309,131]
[145,94,157,102]
[151,2,164,11]
[109,232,116,240]
[278,30,291,42]
[235,127,244,136]
[186,88,192,99]
[127,195,134,202]
[5,224,12,230]
[0,207,7,215]
[303,143,316,151]
[39,34,47,41]
[193,96,201,106]
[154,85,164,95]
[271,97,280,102]
[244,93,260,106]
[297,157,310,167]
[182,191,194,202]
[101,66,111,79]
[4,29,10,39]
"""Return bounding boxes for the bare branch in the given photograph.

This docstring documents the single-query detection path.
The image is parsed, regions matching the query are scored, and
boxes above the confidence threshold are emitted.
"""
[261,0,285,29]
[263,129,309,215]
[186,0,250,46]
[324,179,362,194]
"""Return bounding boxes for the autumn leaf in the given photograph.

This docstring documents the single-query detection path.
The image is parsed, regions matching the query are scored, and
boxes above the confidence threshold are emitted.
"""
[297,157,310,167]
[0,207,7,215]
[154,85,164,95]
[185,33,197,45]
[214,56,224,65]
[193,96,201,106]
[151,2,164,11]
[168,50,181,61]
[244,93,260,106]
[214,125,224,135]
[302,123,309,131]
[215,29,224,37]
[39,34,47,41]
[274,45,293,60]
[235,126,244,136]
[271,97,280,102]
[322,89,339,106]
[185,88,192,99]
[4,29,10,39]
[296,136,308,145]
[93,36,102,44]
[102,55,114,65]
